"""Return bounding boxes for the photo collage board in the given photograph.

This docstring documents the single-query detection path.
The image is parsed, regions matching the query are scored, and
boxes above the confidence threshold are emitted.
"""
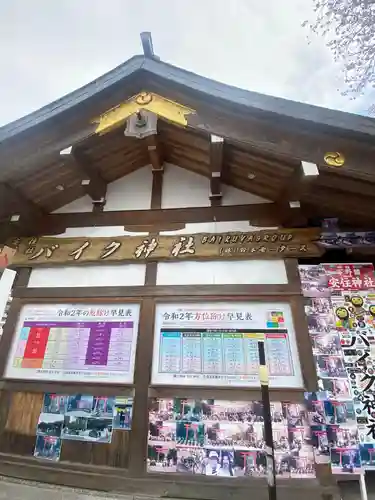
[299,263,375,473]
[34,393,133,461]
[147,398,315,478]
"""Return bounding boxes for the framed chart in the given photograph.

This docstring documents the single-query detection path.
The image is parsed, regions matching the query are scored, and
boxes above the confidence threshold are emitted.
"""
[151,302,303,388]
[4,303,140,383]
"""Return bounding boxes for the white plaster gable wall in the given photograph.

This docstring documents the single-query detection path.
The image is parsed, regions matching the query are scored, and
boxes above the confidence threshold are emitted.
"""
[54,194,92,214]
[104,166,152,211]
[52,166,152,238]
[161,164,210,209]
[221,184,271,206]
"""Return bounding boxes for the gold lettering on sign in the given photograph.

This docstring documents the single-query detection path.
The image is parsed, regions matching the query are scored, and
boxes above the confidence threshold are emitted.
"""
[9,229,323,267]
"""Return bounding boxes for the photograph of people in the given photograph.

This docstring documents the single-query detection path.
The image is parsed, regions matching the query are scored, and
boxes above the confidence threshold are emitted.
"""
[320,379,352,400]
[307,314,335,334]
[203,450,234,476]
[34,435,62,462]
[149,398,175,423]
[315,355,347,379]
[36,413,64,438]
[312,334,341,356]
[42,393,66,415]
[149,421,176,445]
[283,403,308,428]
[147,445,177,473]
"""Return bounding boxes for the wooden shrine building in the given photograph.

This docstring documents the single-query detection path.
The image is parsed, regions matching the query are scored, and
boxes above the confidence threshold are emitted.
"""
[0,32,375,500]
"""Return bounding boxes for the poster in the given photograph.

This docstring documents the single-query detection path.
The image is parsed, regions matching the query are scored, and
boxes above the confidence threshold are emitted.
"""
[300,263,375,473]
[5,303,140,383]
[147,398,315,478]
[151,303,303,388]
[33,393,133,461]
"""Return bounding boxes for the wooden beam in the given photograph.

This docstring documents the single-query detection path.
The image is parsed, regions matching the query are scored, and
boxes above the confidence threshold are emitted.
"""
[40,203,280,228]
[0,203,285,241]
[145,134,164,172]
[209,134,224,206]
[277,162,319,227]
[60,146,107,202]
[0,183,45,223]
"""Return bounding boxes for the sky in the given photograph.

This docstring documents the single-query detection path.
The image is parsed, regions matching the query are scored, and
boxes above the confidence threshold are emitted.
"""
[0,0,374,127]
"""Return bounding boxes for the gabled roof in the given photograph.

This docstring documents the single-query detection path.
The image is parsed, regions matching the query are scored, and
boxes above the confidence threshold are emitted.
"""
[1,36,375,236]
[1,52,375,145]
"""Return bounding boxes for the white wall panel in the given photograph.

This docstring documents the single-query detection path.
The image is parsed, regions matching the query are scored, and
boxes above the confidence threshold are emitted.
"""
[222,184,271,205]
[156,260,287,286]
[54,195,93,214]
[28,264,146,288]
[104,166,152,211]
[162,164,210,209]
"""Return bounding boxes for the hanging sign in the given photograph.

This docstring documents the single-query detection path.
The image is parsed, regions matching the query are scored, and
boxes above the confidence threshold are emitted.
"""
[8,229,322,267]
[151,302,303,388]
[4,303,140,383]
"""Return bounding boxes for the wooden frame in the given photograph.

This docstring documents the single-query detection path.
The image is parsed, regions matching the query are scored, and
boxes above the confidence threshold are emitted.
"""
[0,259,336,496]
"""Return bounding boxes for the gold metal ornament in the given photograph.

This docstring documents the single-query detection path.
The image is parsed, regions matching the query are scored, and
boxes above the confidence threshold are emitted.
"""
[324,152,345,167]
[94,91,195,135]
[135,92,153,106]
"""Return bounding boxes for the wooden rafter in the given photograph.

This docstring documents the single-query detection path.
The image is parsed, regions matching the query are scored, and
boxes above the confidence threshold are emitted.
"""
[209,134,224,206]
[277,162,319,227]
[60,146,107,202]
[0,183,45,222]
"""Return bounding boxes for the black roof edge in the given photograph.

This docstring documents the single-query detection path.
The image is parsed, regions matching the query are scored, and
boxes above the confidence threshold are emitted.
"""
[1,52,375,144]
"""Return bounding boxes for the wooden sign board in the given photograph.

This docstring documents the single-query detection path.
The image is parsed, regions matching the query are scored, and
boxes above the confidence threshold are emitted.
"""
[9,229,323,267]
[0,246,16,268]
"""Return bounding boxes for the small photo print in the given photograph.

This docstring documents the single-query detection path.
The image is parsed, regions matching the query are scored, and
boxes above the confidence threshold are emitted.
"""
[272,424,290,452]
[320,379,352,401]
[315,355,347,379]
[174,399,213,422]
[176,421,205,446]
[65,394,94,417]
[324,401,356,426]
[298,265,329,298]
[283,403,308,428]
[288,425,311,452]
[113,400,133,430]
[305,392,329,425]
[36,413,64,438]
[305,298,332,316]
[149,398,174,423]
[62,416,112,443]
[147,444,177,473]
[203,400,265,423]
[42,393,66,415]
[326,425,359,448]
[149,421,176,445]
[204,421,260,449]
[92,396,115,418]
[307,314,335,335]
[360,444,375,468]
[330,447,362,474]
[311,334,341,356]
[310,426,329,457]
[34,435,62,462]
[200,449,239,477]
